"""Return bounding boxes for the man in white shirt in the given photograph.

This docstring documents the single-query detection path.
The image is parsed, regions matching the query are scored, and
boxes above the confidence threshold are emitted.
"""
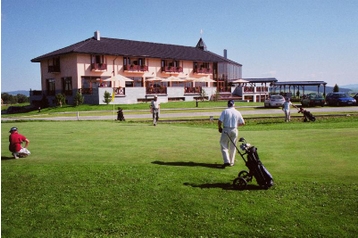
[282,97,297,122]
[218,100,245,167]
[150,95,160,126]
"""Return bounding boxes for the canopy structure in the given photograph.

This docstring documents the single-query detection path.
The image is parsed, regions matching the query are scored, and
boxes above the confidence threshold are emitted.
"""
[195,76,216,83]
[232,79,249,84]
[146,77,163,82]
[272,81,327,96]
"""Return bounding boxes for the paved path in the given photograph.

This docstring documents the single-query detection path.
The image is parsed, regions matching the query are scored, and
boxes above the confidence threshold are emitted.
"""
[2,106,357,121]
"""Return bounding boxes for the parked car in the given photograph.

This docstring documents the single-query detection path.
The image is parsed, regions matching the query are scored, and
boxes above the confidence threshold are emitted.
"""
[264,95,285,108]
[353,93,358,105]
[325,92,356,106]
[301,94,325,107]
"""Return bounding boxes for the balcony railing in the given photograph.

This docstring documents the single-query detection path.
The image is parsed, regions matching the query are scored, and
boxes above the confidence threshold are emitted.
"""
[161,66,183,73]
[184,87,202,94]
[48,65,61,73]
[193,68,212,74]
[146,86,167,95]
[244,87,254,93]
[91,63,107,71]
[255,87,268,92]
[124,65,148,72]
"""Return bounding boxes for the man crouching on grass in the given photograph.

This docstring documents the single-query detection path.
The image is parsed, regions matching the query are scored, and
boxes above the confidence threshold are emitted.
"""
[9,127,31,159]
[218,100,245,168]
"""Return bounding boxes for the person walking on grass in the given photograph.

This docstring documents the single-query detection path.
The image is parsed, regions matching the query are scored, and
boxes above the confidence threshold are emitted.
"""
[9,127,31,159]
[218,100,245,168]
[150,95,160,126]
[282,97,298,122]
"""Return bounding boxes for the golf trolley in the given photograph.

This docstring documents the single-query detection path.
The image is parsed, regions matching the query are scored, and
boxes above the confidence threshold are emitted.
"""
[226,134,274,190]
[298,107,316,122]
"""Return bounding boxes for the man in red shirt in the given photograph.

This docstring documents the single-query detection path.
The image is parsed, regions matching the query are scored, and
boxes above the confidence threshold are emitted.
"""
[9,127,31,159]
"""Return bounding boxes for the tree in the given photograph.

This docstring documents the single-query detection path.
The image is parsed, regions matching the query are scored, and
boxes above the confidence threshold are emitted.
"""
[17,94,29,103]
[103,91,111,104]
[55,93,66,107]
[1,93,17,104]
[199,88,207,101]
[333,84,339,92]
[1,93,10,104]
[73,92,84,106]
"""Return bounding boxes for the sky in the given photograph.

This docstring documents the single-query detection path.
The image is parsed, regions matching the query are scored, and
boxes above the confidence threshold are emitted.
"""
[1,0,358,92]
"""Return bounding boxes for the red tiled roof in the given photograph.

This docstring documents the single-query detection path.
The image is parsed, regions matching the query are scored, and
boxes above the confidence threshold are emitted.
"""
[31,37,242,66]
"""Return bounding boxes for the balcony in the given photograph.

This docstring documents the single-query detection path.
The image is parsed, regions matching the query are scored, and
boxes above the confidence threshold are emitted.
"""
[161,66,183,73]
[48,65,61,73]
[193,68,212,74]
[91,63,107,71]
[146,86,167,95]
[184,86,202,94]
[124,65,148,72]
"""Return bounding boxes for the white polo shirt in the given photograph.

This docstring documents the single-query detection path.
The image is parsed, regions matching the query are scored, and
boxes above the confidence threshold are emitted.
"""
[219,107,245,128]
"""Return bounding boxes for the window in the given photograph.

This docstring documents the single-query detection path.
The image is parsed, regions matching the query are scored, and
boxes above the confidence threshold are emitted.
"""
[91,55,106,70]
[123,57,131,65]
[48,57,60,72]
[46,78,56,95]
[62,77,72,95]
[92,55,105,64]
[132,77,143,87]
[124,57,146,66]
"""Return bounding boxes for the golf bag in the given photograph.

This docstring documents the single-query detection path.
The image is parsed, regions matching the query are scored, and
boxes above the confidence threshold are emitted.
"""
[117,108,125,121]
[225,133,274,190]
[298,107,315,122]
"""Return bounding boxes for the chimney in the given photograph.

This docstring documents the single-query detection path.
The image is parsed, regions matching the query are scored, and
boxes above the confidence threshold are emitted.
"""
[94,31,100,41]
[223,49,227,59]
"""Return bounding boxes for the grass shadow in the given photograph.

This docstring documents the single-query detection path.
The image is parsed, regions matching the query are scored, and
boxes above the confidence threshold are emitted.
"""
[183,182,263,191]
[152,160,225,169]
[1,156,15,161]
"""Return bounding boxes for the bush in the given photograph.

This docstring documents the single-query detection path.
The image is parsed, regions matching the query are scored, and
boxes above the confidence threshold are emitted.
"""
[55,93,66,107]
[73,92,84,106]
[103,91,111,104]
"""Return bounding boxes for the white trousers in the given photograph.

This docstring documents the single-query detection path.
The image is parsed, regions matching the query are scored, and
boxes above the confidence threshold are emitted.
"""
[284,109,291,121]
[13,148,31,157]
[220,128,238,164]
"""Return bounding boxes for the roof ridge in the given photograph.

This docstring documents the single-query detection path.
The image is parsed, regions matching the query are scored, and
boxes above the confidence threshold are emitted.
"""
[101,37,199,49]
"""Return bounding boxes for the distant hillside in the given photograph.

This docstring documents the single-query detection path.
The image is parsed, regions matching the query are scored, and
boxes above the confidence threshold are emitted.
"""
[2,90,30,97]
[342,84,358,91]
[303,85,356,94]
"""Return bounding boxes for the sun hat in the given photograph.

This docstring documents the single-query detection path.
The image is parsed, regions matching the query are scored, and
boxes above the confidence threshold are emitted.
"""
[9,127,18,133]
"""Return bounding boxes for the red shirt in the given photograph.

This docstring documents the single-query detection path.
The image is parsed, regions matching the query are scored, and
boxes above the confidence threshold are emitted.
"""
[9,133,27,153]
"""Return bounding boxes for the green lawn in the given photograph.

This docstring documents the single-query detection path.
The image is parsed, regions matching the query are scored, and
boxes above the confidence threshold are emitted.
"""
[2,118,358,237]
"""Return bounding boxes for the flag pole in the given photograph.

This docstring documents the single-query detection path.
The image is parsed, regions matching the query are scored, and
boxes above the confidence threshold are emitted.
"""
[111,76,116,122]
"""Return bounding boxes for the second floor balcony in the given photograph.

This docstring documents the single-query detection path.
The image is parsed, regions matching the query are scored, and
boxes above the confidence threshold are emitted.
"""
[91,63,107,71]
[161,66,183,73]
[124,65,148,72]
[194,68,212,74]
